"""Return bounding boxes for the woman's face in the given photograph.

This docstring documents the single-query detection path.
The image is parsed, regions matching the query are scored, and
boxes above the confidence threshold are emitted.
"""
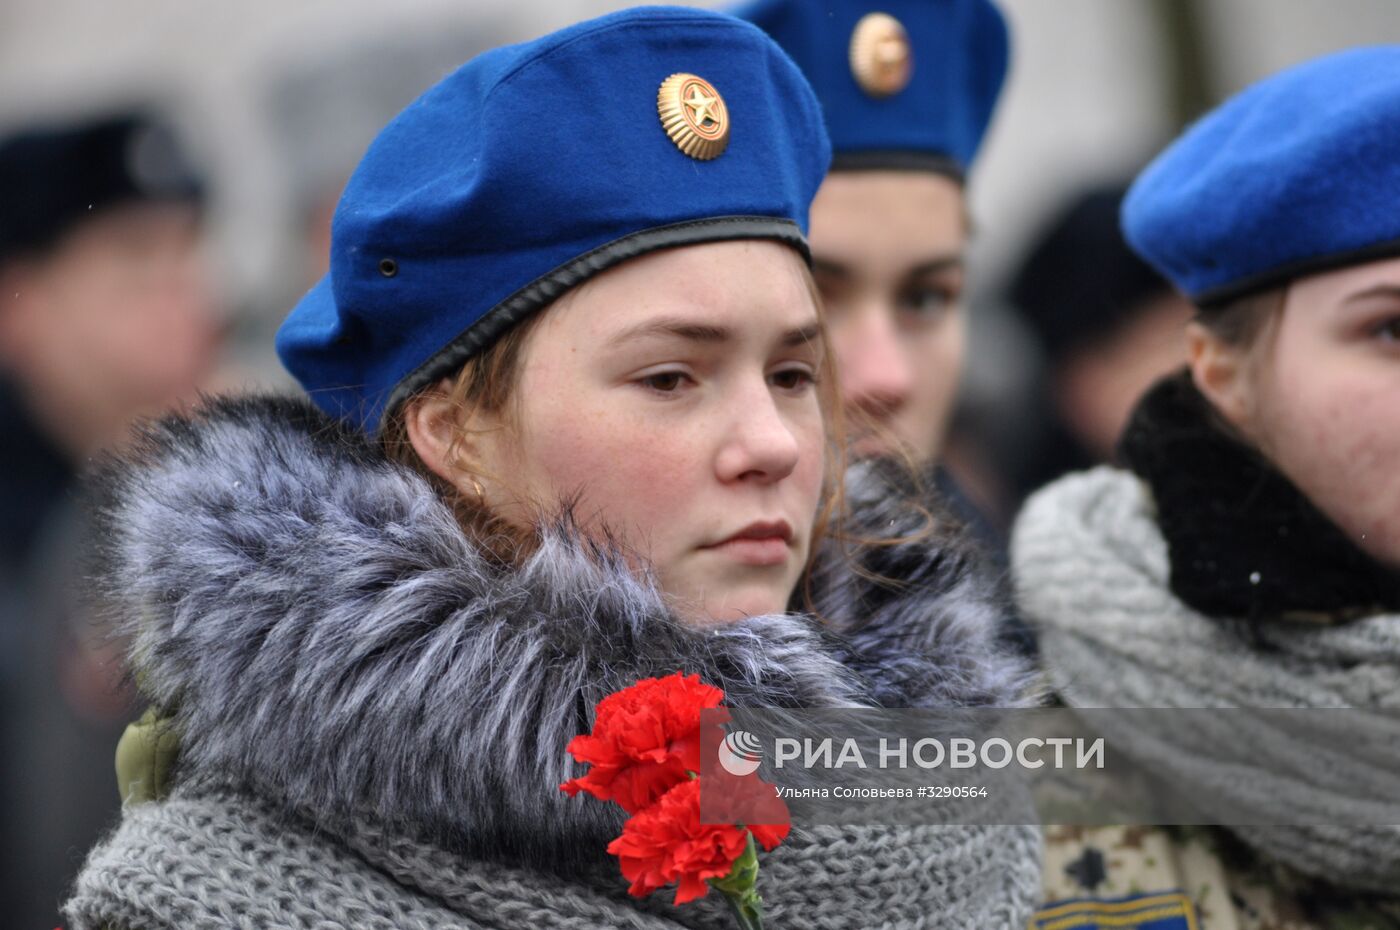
[1206,256,1400,568]
[474,240,828,624]
[808,171,967,461]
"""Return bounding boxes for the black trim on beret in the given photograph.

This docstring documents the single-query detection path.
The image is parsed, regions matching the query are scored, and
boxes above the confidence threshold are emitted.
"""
[380,214,809,430]
[1195,234,1400,309]
[830,150,964,182]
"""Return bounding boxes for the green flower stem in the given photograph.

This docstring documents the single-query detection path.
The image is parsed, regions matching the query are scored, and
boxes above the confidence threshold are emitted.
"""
[721,890,764,930]
[710,834,765,930]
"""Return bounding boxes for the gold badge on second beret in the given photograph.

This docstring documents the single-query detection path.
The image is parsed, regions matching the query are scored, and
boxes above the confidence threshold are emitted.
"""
[850,12,913,98]
[658,73,730,160]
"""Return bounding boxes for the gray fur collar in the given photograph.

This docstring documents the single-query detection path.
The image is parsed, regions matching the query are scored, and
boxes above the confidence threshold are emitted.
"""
[92,394,1027,871]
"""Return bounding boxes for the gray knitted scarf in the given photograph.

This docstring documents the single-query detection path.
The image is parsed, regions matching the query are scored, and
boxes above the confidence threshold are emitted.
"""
[65,395,1040,930]
[1013,466,1400,894]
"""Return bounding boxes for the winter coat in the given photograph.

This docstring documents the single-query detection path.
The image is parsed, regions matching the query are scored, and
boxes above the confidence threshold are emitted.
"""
[1014,371,1400,930]
[64,394,1042,930]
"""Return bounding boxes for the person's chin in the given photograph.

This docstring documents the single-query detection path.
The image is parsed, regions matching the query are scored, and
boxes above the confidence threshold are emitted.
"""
[848,415,935,462]
[682,579,794,626]
[849,436,890,459]
[663,551,805,623]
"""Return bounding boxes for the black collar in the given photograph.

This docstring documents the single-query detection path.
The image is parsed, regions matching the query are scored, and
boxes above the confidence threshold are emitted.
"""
[1118,370,1400,622]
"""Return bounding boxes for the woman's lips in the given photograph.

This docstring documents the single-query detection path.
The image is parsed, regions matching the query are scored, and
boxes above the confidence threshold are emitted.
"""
[702,520,794,566]
[703,535,791,566]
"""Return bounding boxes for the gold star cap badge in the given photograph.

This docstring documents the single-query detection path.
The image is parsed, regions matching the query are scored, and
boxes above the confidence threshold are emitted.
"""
[657,73,730,160]
[850,12,913,98]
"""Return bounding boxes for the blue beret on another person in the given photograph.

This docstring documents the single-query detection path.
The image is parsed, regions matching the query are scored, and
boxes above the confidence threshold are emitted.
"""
[0,113,203,263]
[1123,46,1400,306]
[732,0,1010,177]
[276,5,831,433]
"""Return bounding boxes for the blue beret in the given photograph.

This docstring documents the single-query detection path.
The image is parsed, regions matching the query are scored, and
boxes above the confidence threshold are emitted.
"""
[0,113,203,262]
[276,5,831,433]
[732,0,1009,176]
[1123,46,1400,306]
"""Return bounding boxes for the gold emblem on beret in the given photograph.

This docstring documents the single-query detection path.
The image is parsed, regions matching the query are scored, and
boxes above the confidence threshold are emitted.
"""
[658,73,730,160]
[850,12,913,98]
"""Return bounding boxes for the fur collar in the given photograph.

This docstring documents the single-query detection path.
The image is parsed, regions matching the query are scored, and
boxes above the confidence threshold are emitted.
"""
[91,394,1028,872]
[1119,371,1400,622]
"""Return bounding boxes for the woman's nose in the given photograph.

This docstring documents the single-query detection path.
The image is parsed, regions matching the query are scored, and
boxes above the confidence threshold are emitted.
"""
[713,384,802,484]
[837,307,914,418]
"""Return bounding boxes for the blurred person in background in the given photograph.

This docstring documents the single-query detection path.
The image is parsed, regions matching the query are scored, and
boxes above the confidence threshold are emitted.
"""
[0,110,220,927]
[1002,184,1190,506]
[734,0,1013,555]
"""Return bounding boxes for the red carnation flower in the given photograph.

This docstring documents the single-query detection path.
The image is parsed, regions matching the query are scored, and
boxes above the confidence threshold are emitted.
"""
[607,778,751,905]
[561,672,725,813]
[562,673,787,929]
[705,767,791,850]
[747,820,788,853]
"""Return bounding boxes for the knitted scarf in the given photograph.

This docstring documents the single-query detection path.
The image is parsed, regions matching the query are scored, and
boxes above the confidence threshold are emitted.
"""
[65,394,1040,930]
[1012,377,1400,895]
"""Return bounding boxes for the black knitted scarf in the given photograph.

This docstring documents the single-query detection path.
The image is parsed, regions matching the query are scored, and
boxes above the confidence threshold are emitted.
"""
[1118,370,1400,622]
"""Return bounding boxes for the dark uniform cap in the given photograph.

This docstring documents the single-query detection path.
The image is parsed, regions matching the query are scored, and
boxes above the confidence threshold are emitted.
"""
[1123,46,1400,307]
[275,5,832,434]
[1010,186,1172,360]
[732,0,1010,177]
[0,113,204,263]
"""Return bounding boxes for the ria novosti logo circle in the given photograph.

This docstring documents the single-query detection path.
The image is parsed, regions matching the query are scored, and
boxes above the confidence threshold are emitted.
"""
[718,730,763,776]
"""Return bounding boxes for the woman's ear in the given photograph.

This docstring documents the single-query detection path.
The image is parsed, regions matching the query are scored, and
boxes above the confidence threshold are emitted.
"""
[404,379,476,491]
[1186,321,1255,432]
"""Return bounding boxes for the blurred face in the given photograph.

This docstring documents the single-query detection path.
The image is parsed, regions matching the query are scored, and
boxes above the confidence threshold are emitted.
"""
[0,202,220,454]
[1056,292,1194,460]
[473,240,828,625]
[809,171,966,461]
[1200,256,1400,568]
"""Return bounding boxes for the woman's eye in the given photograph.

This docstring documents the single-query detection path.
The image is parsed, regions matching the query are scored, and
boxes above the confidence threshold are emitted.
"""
[638,371,690,393]
[813,280,851,320]
[900,287,957,323]
[770,367,816,391]
[1375,317,1400,344]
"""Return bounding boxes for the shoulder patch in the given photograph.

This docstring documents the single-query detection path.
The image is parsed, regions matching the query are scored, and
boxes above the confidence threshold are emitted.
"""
[1031,891,1200,930]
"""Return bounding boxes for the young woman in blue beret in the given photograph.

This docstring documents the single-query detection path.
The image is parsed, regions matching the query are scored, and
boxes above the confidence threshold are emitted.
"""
[1014,47,1400,928]
[734,0,1012,535]
[62,8,1039,929]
